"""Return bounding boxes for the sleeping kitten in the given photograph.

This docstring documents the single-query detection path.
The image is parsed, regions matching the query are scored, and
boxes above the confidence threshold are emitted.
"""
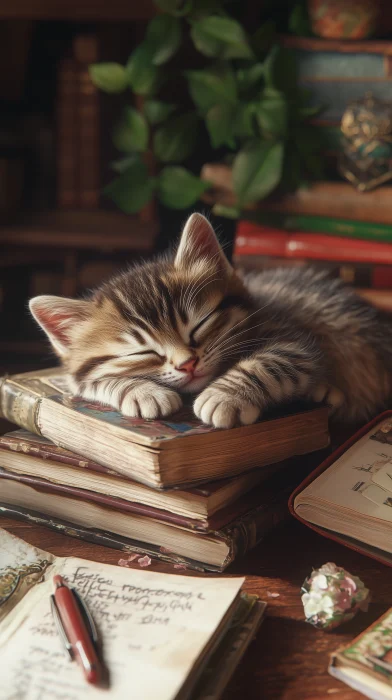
[30,213,392,427]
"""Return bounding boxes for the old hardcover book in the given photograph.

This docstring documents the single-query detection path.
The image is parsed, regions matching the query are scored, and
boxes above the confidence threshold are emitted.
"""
[56,57,78,209]
[0,468,293,571]
[0,429,284,526]
[329,607,392,700]
[0,368,329,490]
[0,529,266,699]
[233,221,392,291]
[290,411,392,568]
[201,165,392,225]
[74,34,100,209]
[246,212,392,245]
[281,36,392,124]
[234,221,392,266]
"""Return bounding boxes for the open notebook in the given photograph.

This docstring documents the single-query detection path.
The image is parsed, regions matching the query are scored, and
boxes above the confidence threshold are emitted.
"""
[0,529,265,700]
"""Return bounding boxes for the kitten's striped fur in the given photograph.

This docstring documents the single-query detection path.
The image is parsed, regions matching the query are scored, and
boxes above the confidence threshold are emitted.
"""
[30,213,392,428]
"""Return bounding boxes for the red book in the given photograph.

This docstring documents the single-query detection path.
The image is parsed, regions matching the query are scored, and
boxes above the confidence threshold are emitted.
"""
[235,221,392,266]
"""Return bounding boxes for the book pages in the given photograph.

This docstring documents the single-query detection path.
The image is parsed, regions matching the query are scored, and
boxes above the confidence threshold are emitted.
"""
[297,417,392,522]
[0,542,244,700]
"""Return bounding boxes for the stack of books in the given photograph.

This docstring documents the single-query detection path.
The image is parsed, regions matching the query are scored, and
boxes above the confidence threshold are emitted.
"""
[0,367,330,571]
[201,164,392,313]
[233,216,392,313]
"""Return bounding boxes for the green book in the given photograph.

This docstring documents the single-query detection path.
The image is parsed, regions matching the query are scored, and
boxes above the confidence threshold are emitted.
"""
[246,212,392,243]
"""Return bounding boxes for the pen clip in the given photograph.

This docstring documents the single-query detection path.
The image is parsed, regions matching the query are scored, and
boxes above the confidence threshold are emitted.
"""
[50,594,73,660]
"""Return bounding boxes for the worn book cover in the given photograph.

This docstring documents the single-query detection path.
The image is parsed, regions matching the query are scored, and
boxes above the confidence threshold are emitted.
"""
[330,607,392,699]
[0,368,330,489]
[0,428,295,526]
[0,449,301,571]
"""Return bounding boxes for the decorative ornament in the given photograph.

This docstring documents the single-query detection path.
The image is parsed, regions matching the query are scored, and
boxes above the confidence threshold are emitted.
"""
[301,562,370,631]
[307,0,379,40]
[340,93,392,192]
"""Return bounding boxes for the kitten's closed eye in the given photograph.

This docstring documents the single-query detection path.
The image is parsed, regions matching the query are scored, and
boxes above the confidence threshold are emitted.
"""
[189,311,217,347]
[127,350,163,358]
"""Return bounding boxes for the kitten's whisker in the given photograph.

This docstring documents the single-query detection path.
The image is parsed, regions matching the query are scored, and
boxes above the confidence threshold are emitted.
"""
[212,339,264,360]
[209,319,269,355]
[206,302,272,353]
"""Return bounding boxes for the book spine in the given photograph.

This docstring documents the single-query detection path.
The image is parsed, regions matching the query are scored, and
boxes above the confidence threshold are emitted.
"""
[234,255,392,289]
[248,212,392,243]
[0,503,213,573]
[291,45,390,123]
[221,493,290,569]
[234,221,392,266]
[56,58,78,209]
[0,377,42,435]
[75,35,100,209]
[201,164,392,225]
[357,289,392,312]
[0,469,207,531]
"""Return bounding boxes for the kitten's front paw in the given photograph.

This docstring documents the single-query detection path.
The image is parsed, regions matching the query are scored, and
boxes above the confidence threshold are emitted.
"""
[194,386,260,429]
[121,382,182,420]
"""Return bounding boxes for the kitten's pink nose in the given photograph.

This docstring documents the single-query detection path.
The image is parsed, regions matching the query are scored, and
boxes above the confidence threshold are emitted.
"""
[176,356,198,374]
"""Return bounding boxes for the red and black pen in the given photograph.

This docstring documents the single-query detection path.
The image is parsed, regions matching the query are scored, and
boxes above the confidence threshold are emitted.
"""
[51,574,102,685]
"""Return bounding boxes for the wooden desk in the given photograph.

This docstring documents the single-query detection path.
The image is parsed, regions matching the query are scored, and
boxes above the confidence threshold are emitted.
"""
[2,513,391,700]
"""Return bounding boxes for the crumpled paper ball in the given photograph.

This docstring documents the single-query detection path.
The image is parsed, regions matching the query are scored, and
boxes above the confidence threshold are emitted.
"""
[301,562,370,630]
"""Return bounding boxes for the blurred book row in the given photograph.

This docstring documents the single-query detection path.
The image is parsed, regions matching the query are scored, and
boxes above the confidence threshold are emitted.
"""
[202,164,392,314]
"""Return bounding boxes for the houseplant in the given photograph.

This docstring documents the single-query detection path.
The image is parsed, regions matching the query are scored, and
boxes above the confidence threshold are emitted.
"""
[89,0,323,217]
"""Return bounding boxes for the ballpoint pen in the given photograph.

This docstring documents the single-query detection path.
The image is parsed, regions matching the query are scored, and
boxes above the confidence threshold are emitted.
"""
[51,574,102,685]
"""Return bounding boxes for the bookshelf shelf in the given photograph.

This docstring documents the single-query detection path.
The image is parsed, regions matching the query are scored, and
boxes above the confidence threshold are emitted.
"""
[0,210,158,253]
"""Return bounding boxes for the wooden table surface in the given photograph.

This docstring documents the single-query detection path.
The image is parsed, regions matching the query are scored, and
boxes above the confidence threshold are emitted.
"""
[2,511,390,700]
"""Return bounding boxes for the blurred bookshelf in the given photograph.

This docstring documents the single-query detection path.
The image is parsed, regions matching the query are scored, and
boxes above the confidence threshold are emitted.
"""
[0,2,155,20]
[0,4,158,371]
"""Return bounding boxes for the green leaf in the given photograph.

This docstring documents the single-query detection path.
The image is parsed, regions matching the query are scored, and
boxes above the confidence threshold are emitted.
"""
[144,100,178,125]
[154,0,193,15]
[233,103,256,139]
[212,203,240,219]
[104,158,155,213]
[256,89,288,139]
[263,45,297,95]
[206,104,236,148]
[88,63,128,93]
[111,154,139,174]
[126,43,160,95]
[146,15,182,65]
[232,141,284,204]
[186,64,237,114]
[157,166,210,209]
[112,107,149,153]
[153,112,199,162]
[190,16,253,59]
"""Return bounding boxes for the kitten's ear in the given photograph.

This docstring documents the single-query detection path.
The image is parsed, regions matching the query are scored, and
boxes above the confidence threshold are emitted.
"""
[174,213,232,273]
[29,295,90,357]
